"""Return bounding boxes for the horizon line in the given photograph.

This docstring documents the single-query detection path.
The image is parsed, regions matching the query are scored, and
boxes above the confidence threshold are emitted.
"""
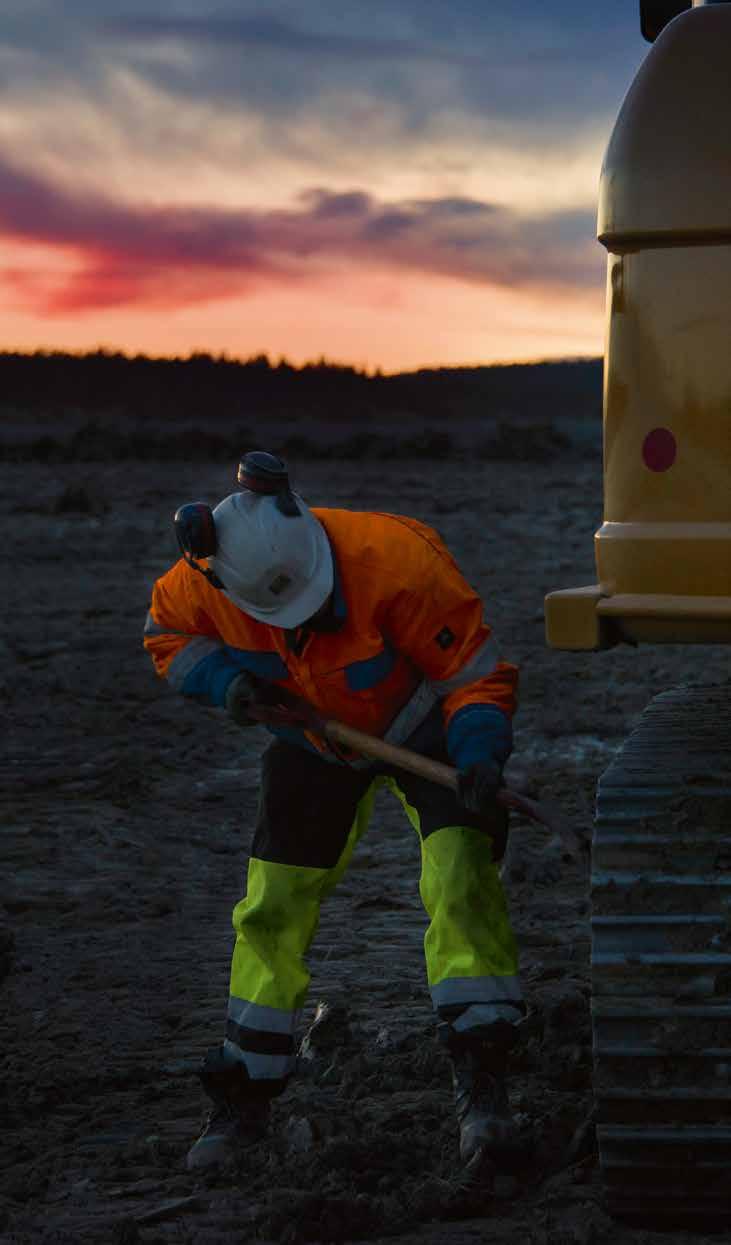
[0,344,603,378]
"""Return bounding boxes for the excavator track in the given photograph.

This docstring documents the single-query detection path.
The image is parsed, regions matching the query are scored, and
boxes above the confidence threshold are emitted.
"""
[592,683,731,1226]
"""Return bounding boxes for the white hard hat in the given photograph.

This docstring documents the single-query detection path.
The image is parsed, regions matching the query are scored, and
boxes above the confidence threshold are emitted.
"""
[209,489,333,628]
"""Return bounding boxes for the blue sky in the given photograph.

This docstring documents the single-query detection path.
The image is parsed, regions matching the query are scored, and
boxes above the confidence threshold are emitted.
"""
[1,1,650,368]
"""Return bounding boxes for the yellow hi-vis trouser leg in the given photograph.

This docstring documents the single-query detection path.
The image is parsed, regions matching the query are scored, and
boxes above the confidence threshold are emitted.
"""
[225,783,376,1088]
[381,776,522,1030]
[225,772,521,1089]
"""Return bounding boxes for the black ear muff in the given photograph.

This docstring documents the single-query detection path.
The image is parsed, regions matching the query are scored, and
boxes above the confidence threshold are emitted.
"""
[173,502,224,588]
[174,502,216,558]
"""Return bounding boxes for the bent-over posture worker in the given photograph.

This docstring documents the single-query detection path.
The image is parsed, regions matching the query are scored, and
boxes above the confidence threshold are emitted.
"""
[143,452,525,1174]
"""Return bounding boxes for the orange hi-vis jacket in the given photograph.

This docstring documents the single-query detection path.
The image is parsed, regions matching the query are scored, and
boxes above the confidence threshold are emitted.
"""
[144,509,518,768]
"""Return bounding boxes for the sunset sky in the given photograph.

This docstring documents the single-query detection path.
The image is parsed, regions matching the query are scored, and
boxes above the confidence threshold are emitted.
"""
[2,1,650,371]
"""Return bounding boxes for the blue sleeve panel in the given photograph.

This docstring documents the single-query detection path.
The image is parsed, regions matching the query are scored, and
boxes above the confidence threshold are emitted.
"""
[446,704,513,772]
[181,646,289,707]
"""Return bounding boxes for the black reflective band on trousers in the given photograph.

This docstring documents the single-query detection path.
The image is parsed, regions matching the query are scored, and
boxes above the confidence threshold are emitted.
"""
[225,1021,295,1056]
[252,703,509,870]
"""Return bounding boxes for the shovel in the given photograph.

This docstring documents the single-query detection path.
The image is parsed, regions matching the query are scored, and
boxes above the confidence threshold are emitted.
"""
[246,688,579,855]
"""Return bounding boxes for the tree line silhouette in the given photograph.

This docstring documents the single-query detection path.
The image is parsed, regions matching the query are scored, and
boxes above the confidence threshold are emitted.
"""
[0,349,601,420]
[0,349,602,462]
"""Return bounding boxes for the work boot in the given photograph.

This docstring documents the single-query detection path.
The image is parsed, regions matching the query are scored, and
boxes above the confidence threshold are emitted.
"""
[442,1020,524,1171]
[186,1047,270,1171]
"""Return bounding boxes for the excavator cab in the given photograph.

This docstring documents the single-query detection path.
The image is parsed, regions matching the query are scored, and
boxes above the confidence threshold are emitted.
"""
[544,0,731,1226]
[546,0,731,652]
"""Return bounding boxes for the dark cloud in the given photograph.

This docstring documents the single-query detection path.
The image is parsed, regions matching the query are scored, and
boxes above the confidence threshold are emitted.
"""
[0,155,602,315]
[302,191,372,219]
[419,197,496,217]
[103,14,483,67]
[361,211,416,242]
[95,4,643,131]
[1,1,646,187]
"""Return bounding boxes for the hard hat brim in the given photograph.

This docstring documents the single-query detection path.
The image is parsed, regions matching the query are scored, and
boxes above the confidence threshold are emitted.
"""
[221,515,335,630]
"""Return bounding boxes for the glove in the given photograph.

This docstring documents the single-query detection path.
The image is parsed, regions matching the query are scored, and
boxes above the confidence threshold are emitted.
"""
[457,758,504,816]
[224,672,258,727]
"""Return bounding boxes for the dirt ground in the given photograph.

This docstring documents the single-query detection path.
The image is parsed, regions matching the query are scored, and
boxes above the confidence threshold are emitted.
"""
[3,452,731,1245]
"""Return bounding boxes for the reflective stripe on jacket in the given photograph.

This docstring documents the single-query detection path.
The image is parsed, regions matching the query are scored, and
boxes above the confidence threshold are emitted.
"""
[143,509,518,761]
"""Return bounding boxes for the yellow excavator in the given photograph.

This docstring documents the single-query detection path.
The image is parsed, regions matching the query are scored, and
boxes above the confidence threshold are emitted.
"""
[545,0,731,1226]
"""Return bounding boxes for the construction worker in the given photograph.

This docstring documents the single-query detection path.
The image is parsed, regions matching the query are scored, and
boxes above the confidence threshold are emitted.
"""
[144,451,525,1175]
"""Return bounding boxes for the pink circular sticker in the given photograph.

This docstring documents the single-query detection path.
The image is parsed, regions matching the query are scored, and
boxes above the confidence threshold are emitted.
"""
[642,427,677,472]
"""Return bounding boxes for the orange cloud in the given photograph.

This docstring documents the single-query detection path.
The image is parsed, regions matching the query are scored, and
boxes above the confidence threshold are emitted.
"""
[3,255,604,372]
[0,153,601,318]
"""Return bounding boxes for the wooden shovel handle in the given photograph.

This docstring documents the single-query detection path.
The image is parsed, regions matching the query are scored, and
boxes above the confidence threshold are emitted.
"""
[324,719,459,790]
[324,718,556,832]
[248,693,557,831]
